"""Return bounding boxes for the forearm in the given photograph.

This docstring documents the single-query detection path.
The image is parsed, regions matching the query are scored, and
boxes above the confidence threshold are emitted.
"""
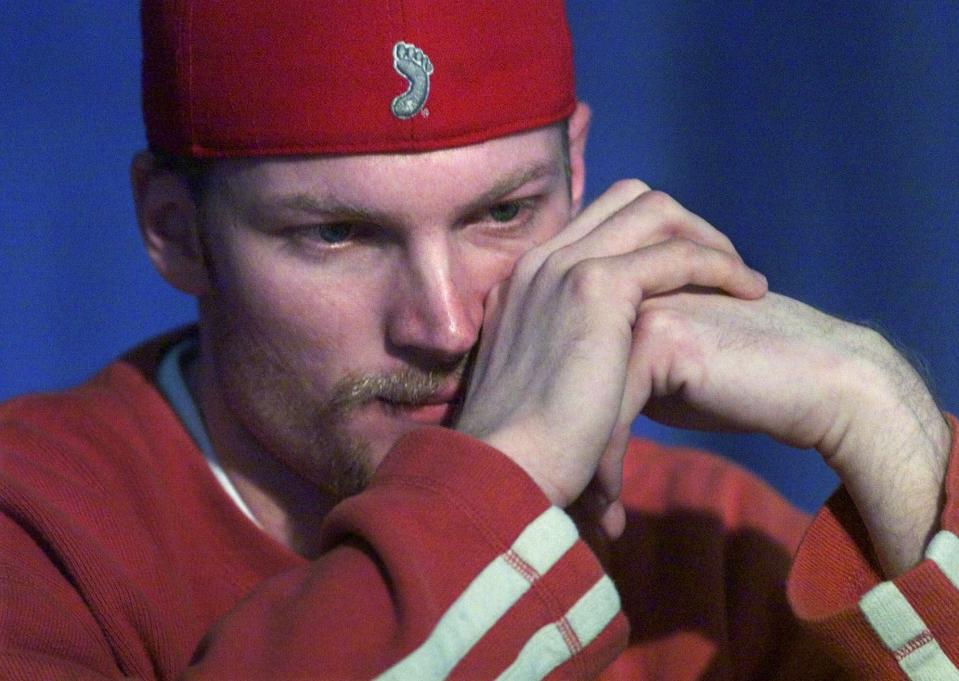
[822,330,951,576]
[789,415,959,679]
[188,428,627,679]
[1,428,627,680]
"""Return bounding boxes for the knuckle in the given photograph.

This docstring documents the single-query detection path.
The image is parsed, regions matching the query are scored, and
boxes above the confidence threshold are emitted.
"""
[638,189,676,214]
[661,239,742,287]
[627,190,684,240]
[539,248,571,282]
[513,246,546,283]
[638,305,691,344]
[565,259,610,299]
[671,236,700,257]
[699,247,740,282]
[849,322,885,349]
[608,178,651,201]
[714,230,738,254]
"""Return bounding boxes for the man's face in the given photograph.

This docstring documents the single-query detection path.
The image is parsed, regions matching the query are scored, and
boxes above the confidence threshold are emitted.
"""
[194,125,575,497]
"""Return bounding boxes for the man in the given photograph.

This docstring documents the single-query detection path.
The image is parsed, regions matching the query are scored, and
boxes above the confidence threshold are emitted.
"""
[1,1,957,679]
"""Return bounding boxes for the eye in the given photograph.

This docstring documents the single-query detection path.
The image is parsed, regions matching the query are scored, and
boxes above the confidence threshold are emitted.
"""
[300,223,355,245]
[489,202,522,223]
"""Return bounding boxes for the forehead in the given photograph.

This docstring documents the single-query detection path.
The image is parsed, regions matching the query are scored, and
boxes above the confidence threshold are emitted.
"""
[206,123,567,213]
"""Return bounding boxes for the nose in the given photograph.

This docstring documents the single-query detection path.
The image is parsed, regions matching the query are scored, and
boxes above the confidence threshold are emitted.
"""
[385,236,483,368]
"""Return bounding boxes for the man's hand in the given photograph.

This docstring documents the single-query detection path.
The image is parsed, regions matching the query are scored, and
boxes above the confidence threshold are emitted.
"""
[455,181,767,535]
[457,180,950,577]
[632,290,951,576]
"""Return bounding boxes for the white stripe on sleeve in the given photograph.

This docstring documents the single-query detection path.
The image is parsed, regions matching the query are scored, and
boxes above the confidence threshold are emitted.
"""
[925,529,959,591]
[497,575,621,681]
[375,506,581,680]
[859,581,959,680]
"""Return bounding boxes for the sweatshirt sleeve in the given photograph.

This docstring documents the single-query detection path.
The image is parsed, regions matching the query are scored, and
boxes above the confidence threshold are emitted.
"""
[1,363,628,680]
[184,427,629,680]
[788,414,959,680]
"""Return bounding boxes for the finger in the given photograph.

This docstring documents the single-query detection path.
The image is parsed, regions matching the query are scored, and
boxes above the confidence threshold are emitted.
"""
[590,422,630,536]
[598,421,630,502]
[558,187,743,266]
[598,500,626,541]
[575,480,624,540]
[593,432,628,541]
[589,242,767,432]
[557,178,651,249]
[564,238,767,316]
[467,279,514,397]
[480,278,507,334]
[618,327,655,444]
[572,490,624,543]
[625,239,767,299]
[514,180,652,281]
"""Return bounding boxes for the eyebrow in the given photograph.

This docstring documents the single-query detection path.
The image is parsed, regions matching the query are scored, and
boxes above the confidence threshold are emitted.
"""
[253,159,563,225]
[459,160,563,217]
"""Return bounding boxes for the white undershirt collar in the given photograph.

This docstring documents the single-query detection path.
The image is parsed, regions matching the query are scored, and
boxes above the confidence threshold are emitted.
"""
[155,334,261,527]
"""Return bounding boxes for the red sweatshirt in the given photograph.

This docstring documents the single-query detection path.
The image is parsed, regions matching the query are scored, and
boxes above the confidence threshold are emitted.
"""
[1,334,958,680]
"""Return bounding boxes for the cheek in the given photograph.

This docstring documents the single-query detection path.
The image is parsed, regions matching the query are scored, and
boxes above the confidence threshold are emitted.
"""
[465,205,570,287]
[536,196,574,243]
[212,248,382,373]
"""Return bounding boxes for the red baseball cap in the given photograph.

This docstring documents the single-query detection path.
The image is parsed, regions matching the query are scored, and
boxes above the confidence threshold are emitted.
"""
[141,1,576,158]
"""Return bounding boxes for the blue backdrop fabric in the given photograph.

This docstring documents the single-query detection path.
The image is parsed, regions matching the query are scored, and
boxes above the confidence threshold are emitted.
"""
[3,3,958,512]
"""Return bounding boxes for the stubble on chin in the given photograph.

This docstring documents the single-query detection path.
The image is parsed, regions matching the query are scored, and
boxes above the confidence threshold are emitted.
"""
[211,321,467,500]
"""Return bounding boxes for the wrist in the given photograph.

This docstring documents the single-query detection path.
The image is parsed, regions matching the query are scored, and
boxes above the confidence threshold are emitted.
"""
[817,332,950,575]
[822,332,948,473]
[455,419,580,508]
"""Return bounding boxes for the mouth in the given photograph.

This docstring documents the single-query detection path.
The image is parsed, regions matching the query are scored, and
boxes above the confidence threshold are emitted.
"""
[377,383,465,426]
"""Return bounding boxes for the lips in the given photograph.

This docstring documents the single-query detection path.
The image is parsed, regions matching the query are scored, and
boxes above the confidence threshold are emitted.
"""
[377,381,465,426]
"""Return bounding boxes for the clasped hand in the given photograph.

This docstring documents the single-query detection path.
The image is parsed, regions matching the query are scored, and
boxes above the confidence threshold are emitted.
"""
[456,180,950,576]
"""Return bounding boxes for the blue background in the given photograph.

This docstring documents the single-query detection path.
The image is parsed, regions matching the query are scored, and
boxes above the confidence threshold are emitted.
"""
[3,3,958,512]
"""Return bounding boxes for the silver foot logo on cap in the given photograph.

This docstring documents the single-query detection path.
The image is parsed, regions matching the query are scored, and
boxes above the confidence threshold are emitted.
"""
[391,41,434,120]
